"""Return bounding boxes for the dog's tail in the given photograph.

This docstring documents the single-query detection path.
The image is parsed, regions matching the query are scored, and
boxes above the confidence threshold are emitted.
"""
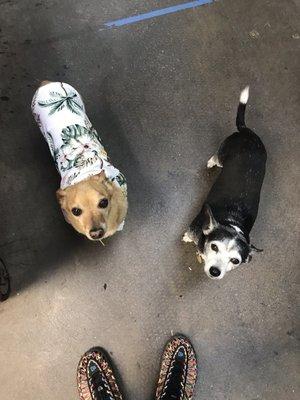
[236,85,249,131]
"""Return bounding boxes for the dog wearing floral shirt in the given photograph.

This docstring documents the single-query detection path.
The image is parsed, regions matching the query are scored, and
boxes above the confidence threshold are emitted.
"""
[32,81,128,241]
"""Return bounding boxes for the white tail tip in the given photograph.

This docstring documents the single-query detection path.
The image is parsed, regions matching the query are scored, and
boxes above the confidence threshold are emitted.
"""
[240,85,249,104]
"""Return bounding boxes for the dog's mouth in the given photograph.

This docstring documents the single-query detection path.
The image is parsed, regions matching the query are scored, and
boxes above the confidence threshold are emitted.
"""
[206,271,223,280]
[89,235,105,242]
[88,226,106,241]
[87,232,106,242]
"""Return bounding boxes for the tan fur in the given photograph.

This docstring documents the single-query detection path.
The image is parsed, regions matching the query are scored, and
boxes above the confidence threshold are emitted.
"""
[39,80,52,87]
[56,173,128,241]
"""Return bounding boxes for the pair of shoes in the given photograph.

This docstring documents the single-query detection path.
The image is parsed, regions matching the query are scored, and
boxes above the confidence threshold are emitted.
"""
[77,335,198,400]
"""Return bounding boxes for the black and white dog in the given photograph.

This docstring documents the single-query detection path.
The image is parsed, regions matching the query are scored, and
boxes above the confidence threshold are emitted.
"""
[183,87,267,279]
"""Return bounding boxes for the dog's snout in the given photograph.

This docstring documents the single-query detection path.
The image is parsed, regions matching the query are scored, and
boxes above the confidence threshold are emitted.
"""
[89,227,105,240]
[209,267,221,277]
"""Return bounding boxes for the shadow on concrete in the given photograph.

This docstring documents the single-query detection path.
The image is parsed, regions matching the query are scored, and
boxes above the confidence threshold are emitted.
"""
[0,10,166,297]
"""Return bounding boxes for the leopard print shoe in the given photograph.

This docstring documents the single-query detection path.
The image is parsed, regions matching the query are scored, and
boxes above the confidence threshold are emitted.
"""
[155,335,198,400]
[77,348,123,400]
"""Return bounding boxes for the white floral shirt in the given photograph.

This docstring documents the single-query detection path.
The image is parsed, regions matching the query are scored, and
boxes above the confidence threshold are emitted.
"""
[31,82,127,229]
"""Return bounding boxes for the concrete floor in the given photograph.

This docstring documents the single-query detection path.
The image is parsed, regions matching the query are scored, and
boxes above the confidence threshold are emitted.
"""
[0,0,299,399]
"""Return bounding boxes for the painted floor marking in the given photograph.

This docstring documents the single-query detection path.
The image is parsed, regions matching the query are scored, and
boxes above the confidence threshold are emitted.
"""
[104,1,213,28]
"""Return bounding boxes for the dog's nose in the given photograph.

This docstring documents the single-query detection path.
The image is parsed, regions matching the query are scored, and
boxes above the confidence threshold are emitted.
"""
[89,228,105,240]
[209,267,221,277]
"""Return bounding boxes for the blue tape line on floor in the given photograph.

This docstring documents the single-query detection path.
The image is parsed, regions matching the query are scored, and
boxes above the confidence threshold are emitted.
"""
[104,0,213,28]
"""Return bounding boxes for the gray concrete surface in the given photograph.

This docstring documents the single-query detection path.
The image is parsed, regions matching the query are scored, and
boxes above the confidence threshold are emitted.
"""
[0,0,299,399]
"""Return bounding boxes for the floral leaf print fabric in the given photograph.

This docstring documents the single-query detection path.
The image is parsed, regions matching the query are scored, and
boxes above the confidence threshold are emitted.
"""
[45,131,55,158]
[59,124,104,172]
[31,82,127,200]
[37,85,84,116]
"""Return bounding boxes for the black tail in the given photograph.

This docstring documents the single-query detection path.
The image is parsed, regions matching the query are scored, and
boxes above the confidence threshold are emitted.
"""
[236,86,249,131]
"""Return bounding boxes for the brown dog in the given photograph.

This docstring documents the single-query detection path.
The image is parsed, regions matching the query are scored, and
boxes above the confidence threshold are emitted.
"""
[32,81,128,241]
[56,172,127,240]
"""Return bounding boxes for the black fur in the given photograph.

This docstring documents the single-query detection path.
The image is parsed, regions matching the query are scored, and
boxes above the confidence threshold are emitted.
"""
[190,90,267,259]
[236,101,246,131]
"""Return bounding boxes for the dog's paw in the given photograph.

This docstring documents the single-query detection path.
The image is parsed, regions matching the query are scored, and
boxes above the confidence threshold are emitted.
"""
[182,231,194,243]
[207,155,222,169]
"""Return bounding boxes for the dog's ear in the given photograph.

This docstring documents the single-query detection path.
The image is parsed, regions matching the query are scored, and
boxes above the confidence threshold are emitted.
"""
[105,182,128,234]
[91,172,106,182]
[56,189,71,223]
[245,245,262,263]
[56,188,66,206]
[250,244,263,253]
[203,204,218,235]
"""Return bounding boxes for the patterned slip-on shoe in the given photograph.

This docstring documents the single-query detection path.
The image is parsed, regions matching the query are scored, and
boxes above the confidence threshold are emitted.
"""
[155,335,198,400]
[0,258,10,302]
[77,348,123,400]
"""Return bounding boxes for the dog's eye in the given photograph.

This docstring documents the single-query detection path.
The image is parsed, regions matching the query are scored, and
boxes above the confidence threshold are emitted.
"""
[211,244,218,252]
[72,207,82,216]
[231,258,239,265]
[98,198,108,209]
